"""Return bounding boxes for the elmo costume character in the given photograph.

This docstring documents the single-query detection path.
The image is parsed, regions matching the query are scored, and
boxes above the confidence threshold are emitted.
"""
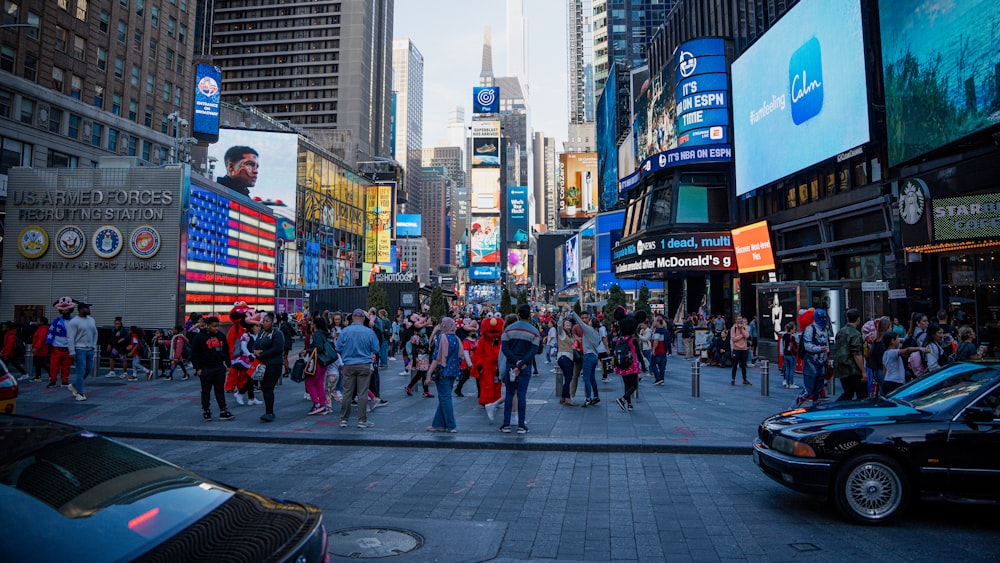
[225,302,252,393]
[454,317,479,397]
[472,312,504,409]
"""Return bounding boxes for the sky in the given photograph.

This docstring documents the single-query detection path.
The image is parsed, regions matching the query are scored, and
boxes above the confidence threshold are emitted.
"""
[394,0,569,149]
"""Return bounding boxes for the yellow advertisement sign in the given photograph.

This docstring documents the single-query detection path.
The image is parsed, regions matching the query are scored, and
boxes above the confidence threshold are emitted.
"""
[364,184,392,263]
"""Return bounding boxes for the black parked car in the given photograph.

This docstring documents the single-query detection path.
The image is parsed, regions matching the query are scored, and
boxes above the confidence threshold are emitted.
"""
[0,415,328,562]
[753,363,1000,524]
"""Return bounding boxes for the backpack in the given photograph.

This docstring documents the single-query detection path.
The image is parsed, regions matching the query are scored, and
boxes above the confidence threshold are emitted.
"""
[933,342,950,369]
[797,324,823,360]
[139,338,151,359]
[781,332,797,356]
[612,336,636,369]
[172,334,192,360]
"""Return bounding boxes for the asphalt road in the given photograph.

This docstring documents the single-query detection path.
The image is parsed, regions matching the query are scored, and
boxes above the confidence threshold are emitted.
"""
[122,438,999,563]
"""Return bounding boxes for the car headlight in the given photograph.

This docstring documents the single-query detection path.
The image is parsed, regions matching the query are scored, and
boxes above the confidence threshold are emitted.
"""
[772,435,816,458]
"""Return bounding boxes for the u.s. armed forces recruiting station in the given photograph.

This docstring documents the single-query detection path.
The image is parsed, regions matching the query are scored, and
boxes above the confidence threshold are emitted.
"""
[12,189,174,222]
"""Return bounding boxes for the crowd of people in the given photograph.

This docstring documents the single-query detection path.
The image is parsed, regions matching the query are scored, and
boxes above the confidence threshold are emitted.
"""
[6,297,989,428]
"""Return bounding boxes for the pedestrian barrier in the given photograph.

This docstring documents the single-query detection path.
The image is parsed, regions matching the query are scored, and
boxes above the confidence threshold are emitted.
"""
[150,346,159,378]
[93,349,101,378]
[691,360,700,397]
[25,347,33,376]
[759,359,769,397]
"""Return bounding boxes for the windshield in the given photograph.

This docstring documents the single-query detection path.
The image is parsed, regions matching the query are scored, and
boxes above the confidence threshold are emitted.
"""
[888,363,1000,414]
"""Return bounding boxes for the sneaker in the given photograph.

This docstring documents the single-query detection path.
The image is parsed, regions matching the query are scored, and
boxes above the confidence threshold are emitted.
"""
[615,397,627,411]
[104,371,118,378]
[164,376,173,381]
[332,391,343,402]
[249,398,263,405]
[582,398,591,408]
[31,377,41,382]
[234,392,246,406]
[75,394,88,401]
[304,392,312,400]
[782,382,789,388]
[563,399,578,406]
[423,391,434,398]
[499,425,512,433]
[405,386,413,396]
[486,401,497,422]
[67,384,79,397]
[788,383,801,389]
[602,378,610,383]
[591,397,600,406]
[320,407,332,415]
[118,373,127,379]
[340,419,348,428]
[454,389,464,397]
[372,399,388,410]
[653,380,665,386]
[203,411,213,422]
[731,379,735,386]
[627,403,634,411]
[260,413,276,422]
[743,379,752,386]
[218,410,236,421]
[127,376,138,381]
[389,356,396,361]
[308,404,325,415]
[517,426,529,434]
[181,375,190,381]
[357,420,375,429]
[47,382,56,389]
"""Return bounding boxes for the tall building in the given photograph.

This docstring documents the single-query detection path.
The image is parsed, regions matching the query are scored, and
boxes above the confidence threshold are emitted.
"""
[566,0,596,152]
[392,37,424,214]
[478,27,530,190]
[444,106,467,162]
[592,0,671,98]
[420,165,451,272]
[396,236,429,284]
[211,0,394,163]
[506,0,528,85]
[532,133,559,230]
[422,145,465,267]
[0,0,196,174]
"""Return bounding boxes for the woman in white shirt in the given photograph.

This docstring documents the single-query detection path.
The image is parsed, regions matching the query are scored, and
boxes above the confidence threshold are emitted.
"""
[638,323,653,371]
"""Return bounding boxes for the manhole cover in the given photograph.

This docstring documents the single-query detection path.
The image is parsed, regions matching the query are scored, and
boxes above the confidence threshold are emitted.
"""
[328,527,423,558]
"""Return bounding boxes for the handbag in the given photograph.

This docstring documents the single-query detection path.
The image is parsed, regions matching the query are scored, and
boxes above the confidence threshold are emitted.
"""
[290,358,306,382]
[431,365,443,382]
[249,360,266,381]
[303,349,318,377]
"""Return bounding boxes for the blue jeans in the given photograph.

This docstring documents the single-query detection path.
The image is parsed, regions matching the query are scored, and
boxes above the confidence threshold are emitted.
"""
[379,341,389,366]
[503,369,532,428]
[581,353,599,400]
[782,355,796,386]
[432,377,457,430]
[73,349,94,394]
[642,349,652,370]
[802,357,825,400]
[650,354,667,382]
[557,356,574,398]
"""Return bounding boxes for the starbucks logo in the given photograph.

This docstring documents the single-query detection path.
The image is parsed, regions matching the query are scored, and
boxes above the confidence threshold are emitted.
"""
[899,178,927,225]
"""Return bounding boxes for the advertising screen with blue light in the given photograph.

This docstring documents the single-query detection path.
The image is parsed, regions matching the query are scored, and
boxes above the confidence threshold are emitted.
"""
[731,0,869,196]
[506,186,529,243]
[193,64,221,143]
[396,213,422,237]
[596,65,620,212]
[473,87,500,114]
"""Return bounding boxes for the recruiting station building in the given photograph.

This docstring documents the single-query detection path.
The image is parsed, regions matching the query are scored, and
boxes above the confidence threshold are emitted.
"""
[3,162,277,328]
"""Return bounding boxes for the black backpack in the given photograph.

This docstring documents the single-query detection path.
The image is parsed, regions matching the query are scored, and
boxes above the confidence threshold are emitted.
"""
[612,336,635,369]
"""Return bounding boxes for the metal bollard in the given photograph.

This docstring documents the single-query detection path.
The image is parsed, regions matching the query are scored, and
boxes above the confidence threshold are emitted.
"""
[93,349,101,378]
[25,347,33,377]
[760,359,770,397]
[151,345,159,378]
[691,359,700,397]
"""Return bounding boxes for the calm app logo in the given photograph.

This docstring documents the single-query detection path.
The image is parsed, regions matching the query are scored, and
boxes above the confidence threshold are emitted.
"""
[789,37,823,125]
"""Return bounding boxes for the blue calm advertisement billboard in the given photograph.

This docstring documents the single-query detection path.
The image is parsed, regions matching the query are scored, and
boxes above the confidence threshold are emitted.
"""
[192,64,221,143]
[880,0,1000,165]
[596,65,620,212]
[473,87,500,114]
[731,0,869,195]
[396,213,422,237]
[506,186,529,243]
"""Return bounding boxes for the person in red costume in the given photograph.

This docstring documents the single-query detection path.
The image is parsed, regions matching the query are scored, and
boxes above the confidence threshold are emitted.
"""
[224,302,252,396]
[472,312,504,421]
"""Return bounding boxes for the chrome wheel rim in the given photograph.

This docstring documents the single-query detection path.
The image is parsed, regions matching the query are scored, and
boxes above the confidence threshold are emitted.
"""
[845,461,901,519]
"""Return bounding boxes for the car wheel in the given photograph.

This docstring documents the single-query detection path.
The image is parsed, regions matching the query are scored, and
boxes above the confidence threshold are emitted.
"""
[834,453,909,524]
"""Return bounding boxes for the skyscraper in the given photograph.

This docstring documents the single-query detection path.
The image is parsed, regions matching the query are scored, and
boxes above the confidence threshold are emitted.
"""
[593,0,672,98]
[506,0,528,86]
[392,37,424,214]
[478,27,530,190]
[566,0,596,152]
[533,132,559,229]
[211,0,394,163]
[420,165,451,272]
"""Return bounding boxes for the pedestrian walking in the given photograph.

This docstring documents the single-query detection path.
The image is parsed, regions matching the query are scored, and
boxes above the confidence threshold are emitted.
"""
[66,301,98,401]
[46,297,76,388]
[650,317,669,384]
[453,317,477,397]
[880,332,926,395]
[611,306,646,412]
[127,326,151,381]
[163,325,191,380]
[302,315,335,415]
[567,309,601,407]
[682,314,695,359]
[730,316,752,386]
[0,321,27,377]
[254,312,286,422]
[833,308,867,401]
[405,318,434,398]
[638,322,653,373]
[555,317,578,406]
[779,322,800,389]
[232,314,262,406]
[796,309,831,405]
[105,316,129,379]
[336,309,380,428]
[30,317,49,382]
[426,317,461,432]
[191,316,235,421]
[499,305,540,434]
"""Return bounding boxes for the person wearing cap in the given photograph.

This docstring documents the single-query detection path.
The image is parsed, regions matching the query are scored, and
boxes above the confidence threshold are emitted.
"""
[45,296,76,388]
[498,304,541,434]
[336,309,380,429]
[67,300,98,401]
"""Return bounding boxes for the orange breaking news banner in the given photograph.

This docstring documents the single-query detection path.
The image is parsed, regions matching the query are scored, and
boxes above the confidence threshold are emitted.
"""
[731,220,776,274]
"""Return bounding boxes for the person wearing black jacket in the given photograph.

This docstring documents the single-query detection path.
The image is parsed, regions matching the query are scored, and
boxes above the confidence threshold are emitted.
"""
[253,312,286,422]
[191,316,234,422]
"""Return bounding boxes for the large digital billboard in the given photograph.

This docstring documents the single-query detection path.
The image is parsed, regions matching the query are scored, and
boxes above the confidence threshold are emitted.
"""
[364,184,392,263]
[396,213,422,237]
[192,64,221,143]
[731,220,776,274]
[507,249,528,285]
[471,168,500,214]
[473,87,500,114]
[558,153,598,219]
[470,215,499,264]
[186,185,277,318]
[597,65,620,212]
[471,120,501,168]
[209,129,299,207]
[880,0,1000,166]
[731,0,869,196]
[564,235,580,285]
[506,185,529,243]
